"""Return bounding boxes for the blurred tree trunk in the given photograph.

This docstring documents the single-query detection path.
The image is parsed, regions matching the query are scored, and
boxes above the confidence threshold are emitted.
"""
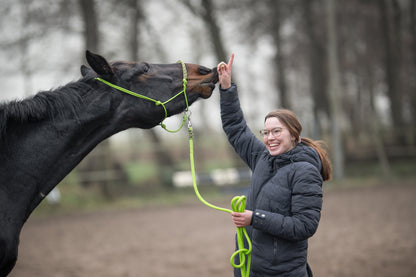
[378,0,405,141]
[270,0,290,109]
[79,0,99,53]
[391,0,409,144]
[129,0,141,61]
[181,0,229,73]
[302,0,329,139]
[201,0,246,168]
[128,0,177,188]
[18,0,33,97]
[190,0,222,132]
[200,0,227,61]
[409,0,416,144]
[326,0,344,180]
[366,68,391,181]
[79,0,113,200]
[183,0,246,169]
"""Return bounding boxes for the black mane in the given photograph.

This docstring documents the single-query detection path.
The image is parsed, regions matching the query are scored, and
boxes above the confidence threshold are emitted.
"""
[0,79,92,136]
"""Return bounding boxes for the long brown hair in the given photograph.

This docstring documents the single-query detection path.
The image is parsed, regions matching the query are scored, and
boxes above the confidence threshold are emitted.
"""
[265,109,332,181]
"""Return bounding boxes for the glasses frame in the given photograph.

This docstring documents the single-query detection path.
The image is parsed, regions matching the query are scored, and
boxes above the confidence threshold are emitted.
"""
[259,127,285,138]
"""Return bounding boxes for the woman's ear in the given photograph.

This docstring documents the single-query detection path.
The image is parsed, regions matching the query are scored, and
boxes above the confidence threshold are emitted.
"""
[291,135,297,144]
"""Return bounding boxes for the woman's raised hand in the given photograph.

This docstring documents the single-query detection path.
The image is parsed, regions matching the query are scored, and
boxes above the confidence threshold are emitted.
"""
[217,53,234,89]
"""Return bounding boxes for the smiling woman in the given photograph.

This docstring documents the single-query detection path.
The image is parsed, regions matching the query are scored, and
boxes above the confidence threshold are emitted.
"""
[217,53,331,277]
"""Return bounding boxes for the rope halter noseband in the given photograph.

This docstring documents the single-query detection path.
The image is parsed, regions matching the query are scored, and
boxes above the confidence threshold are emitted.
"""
[95,60,189,133]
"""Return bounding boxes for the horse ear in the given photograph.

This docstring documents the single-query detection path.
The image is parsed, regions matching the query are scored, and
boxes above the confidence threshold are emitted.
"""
[80,65,91,77]
[85,50,115,80]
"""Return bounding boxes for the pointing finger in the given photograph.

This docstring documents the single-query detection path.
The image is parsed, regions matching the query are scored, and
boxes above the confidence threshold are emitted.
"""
[228,53,234,68]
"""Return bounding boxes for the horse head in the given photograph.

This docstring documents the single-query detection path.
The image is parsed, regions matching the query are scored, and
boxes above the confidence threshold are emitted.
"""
[81,50,218,129]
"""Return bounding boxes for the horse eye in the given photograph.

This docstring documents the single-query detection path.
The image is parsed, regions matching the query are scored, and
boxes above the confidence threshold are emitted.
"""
[143,63,150,73]
[198,67,211,75]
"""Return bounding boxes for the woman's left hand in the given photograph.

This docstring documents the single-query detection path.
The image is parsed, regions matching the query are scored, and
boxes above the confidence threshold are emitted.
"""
[231,210,253,227]
[217,53,234,89]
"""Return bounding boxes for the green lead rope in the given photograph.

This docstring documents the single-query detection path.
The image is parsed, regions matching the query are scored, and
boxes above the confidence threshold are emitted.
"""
[95,60,252,276]
[187,121,252,277]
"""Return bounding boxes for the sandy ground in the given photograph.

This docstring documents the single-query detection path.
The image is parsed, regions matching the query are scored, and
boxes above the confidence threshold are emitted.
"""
[9,184,416,277]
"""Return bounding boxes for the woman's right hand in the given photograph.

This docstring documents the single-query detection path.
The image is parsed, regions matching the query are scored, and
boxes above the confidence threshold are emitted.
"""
[231,210,253,227]
[217,53,234,89]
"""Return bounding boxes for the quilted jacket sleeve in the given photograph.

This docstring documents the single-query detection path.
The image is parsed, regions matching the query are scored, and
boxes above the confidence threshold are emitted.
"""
[220,84,265,170]
[252,162,323,241]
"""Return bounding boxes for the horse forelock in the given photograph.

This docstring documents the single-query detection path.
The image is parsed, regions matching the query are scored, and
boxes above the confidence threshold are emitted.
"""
[0,80,92,138]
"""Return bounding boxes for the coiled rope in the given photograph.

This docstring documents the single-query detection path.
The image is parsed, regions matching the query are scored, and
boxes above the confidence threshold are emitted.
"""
[187,119,252,277]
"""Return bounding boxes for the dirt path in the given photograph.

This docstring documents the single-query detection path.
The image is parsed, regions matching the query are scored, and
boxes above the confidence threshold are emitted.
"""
[9,184,416,277]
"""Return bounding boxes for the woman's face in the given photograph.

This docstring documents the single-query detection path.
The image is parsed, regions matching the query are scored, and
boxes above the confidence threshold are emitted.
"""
[263,117,296,156]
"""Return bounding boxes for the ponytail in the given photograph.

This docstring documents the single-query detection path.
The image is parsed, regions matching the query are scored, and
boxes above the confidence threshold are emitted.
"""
[300,137,332,181]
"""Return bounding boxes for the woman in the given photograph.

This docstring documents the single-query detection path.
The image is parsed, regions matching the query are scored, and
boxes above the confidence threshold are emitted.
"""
[217,54,332,277]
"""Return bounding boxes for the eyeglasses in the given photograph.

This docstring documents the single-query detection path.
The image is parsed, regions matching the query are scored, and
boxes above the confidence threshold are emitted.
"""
[259,127,284,138]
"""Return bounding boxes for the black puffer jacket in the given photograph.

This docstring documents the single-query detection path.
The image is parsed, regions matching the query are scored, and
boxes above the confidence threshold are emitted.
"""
[220,84,323,277]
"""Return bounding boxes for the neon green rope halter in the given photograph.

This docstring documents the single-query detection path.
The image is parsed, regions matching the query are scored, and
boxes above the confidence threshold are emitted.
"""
[95,60,251,276]
[95,60,189,133]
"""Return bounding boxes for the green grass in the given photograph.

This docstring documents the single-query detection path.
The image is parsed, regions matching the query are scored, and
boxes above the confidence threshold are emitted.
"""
[32,158,416,217]
[125,162,158,184]
[33,185,234,217]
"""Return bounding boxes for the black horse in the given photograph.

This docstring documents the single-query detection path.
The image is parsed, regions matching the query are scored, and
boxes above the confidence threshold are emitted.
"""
[0,50,218,276]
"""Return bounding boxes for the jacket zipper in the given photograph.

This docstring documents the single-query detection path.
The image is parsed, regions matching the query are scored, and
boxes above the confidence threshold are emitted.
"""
[273,238,278,264]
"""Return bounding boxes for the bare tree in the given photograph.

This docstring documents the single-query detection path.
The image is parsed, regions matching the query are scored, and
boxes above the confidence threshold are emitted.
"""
[180,0,227,61]
[78,0,115,199]
[378,0,404,138]
[181,0,246,168]
[410,1,416,140]
[129,0,178,188]
[367,69,391,181]
[269,0,290,109]
[302,0,329,139]
[326,0,344,180]
[79,0,99,52]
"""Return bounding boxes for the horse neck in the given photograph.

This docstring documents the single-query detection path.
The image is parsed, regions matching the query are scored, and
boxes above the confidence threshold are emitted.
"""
[1,80,124,220]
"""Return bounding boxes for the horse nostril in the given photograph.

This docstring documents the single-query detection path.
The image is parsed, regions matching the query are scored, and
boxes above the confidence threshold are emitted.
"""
[198,67,212,75]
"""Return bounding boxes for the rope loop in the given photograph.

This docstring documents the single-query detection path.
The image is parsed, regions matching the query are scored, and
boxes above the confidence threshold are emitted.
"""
[231,195,247,213]
[230,248,250,268]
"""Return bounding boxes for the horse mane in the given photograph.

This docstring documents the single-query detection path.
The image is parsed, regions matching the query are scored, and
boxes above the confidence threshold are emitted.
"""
[0,79,92,137]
